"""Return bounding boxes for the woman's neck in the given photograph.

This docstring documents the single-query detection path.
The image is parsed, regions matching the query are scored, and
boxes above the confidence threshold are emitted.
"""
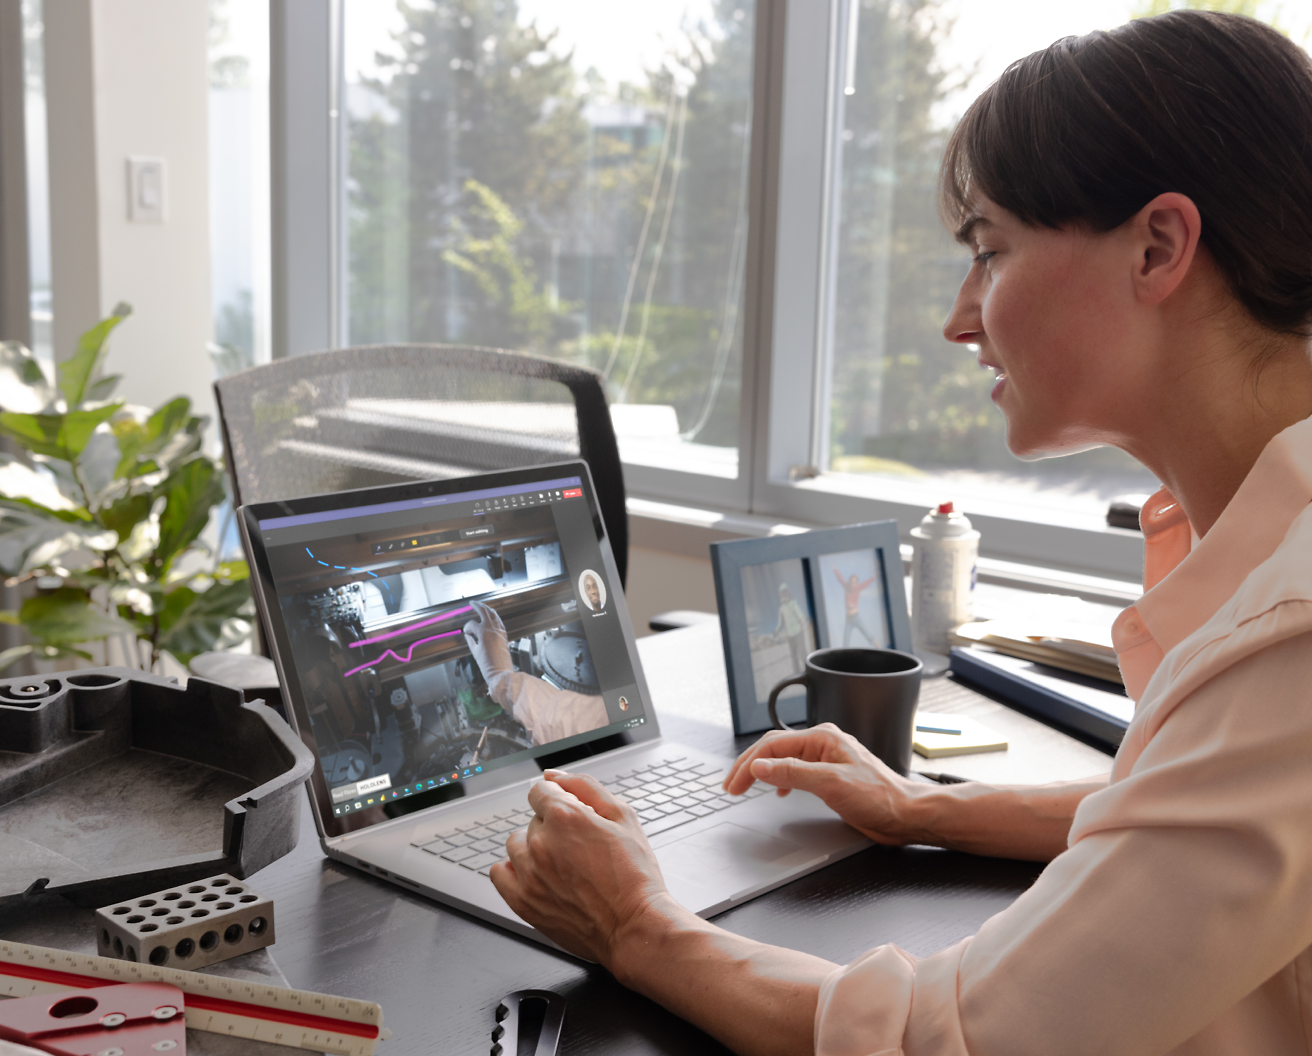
[1124,340,1312,536]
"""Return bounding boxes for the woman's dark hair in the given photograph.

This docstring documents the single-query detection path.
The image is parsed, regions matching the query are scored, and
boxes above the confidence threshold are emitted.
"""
[940,11,1312,335]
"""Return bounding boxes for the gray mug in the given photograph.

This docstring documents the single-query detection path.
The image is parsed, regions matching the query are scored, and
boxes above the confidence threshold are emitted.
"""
[767,647,923,774]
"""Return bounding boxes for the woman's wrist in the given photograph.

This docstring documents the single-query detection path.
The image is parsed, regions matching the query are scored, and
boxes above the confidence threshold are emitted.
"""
[607,891,703,990]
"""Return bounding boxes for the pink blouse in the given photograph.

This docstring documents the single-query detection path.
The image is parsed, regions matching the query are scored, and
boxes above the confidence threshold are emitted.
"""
[815,416,1312,1056]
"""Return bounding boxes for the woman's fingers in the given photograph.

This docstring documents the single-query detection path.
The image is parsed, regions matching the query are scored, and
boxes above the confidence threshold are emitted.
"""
[748,755,841,797]
[723,725,854,794]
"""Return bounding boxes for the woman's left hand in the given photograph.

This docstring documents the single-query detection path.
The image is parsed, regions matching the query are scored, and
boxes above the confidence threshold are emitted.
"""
[489,770,675,965]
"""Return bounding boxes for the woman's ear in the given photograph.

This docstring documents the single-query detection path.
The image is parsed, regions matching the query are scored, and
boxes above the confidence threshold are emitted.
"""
[1132,192,1202,305]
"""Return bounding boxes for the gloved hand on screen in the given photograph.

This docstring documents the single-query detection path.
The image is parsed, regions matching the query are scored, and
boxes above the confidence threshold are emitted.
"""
[463,599,513,690]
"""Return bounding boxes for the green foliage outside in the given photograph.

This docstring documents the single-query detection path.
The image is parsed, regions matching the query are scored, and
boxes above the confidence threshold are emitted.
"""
[0,307,251,673]
[343,0,1286,482]
[347,0,753,447]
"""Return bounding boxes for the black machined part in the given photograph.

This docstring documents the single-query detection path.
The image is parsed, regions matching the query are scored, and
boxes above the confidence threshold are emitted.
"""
[0,667,316,907]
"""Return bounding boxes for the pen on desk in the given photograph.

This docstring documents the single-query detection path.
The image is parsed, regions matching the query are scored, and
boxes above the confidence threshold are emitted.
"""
[915,723,962,735]
[916,771,972,784]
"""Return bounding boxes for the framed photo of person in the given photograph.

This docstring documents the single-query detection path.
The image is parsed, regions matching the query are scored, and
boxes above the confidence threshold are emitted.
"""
[709,521,913,734]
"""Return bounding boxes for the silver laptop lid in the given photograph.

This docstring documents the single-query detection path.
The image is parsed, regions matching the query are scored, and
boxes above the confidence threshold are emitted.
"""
[239,460,661,841]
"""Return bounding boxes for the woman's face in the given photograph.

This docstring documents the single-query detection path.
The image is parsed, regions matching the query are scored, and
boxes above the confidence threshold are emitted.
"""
[942,197,1152,458]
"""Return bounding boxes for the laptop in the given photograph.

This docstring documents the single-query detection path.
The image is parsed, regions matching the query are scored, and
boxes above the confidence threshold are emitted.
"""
[239,460,871,949]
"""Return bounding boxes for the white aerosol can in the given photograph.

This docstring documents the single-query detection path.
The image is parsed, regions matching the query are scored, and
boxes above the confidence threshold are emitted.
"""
[910,502,980,654]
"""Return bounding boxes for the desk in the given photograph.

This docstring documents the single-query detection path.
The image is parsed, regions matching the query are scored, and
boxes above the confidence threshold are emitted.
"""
[18,625,1116,1055]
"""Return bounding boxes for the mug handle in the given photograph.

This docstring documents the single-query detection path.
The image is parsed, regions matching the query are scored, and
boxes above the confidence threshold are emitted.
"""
[767,673,810,730]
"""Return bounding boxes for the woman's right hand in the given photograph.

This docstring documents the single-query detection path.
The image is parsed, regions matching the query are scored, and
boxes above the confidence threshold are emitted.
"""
[722,724,929,846]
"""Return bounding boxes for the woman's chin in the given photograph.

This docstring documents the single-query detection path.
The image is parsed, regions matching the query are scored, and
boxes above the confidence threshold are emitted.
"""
[1005,425,1108,462]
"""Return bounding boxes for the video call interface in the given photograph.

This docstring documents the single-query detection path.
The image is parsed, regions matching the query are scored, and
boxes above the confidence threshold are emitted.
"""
[257,478,643,822]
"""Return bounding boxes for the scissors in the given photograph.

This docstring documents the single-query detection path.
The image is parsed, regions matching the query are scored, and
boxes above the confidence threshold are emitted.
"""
[491,989,566,1056]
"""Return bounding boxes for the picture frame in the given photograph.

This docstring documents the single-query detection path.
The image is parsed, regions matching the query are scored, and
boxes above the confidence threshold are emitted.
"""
[709,521,913,735]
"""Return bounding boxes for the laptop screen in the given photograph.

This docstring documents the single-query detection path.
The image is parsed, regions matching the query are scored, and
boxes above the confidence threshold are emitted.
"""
[240,462,659,839]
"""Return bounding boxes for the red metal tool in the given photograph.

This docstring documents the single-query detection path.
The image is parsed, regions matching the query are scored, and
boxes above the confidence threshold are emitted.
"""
[0,980,186,1055]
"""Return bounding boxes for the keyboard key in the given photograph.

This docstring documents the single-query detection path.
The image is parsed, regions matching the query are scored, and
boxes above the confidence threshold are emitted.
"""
[626,797,653,812]
[743,784,769,798]
[689,789,716,802]
[470,838,502,853]
[494,809,521,820]
[669,760,702,772]
[646,792,672,806]
[693,773,726,788]
[487,819,516,834]
[705,797,734,811]
[672,796,698,809]
[440,846,480,863]
[656,802,683,815]
[687,805,714,817]
[463,826,493,840]
[656,775,684,788]
[444,832,475,847]
[433,826,463,839]
[643,810,695,835]
[638,808,664,823]
[650,766,677,777]
[419,840,453,855]
[461,852,503,871]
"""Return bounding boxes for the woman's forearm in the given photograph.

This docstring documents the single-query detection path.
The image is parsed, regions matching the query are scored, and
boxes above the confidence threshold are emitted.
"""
[899,776,1109,860]
[611,896,837,1056]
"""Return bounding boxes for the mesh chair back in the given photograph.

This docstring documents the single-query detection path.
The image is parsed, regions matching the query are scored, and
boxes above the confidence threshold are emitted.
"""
[214,344,627,585]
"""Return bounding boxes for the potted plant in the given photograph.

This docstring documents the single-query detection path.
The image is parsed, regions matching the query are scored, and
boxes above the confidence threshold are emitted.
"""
[0,304,250,672]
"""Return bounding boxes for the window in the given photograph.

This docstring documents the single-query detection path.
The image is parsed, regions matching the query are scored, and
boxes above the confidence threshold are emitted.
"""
[274,0,1310,582]
[209,0,271,376]
[341,0,756,492]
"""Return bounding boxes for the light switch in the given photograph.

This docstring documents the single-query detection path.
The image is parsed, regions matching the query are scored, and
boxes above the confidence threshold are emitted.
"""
[127,156,167,222]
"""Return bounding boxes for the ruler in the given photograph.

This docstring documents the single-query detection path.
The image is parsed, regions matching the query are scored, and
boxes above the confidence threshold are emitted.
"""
[0,940,389,1056]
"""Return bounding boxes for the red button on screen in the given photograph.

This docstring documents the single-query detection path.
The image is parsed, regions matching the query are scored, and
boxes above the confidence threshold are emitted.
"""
[563,488,582,498]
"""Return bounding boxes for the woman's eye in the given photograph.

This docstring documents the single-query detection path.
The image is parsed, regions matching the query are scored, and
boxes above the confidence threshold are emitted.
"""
[973,250,996,266]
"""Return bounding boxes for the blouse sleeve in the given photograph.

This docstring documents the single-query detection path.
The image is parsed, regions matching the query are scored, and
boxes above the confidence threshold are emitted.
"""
[816,627,1312,1056]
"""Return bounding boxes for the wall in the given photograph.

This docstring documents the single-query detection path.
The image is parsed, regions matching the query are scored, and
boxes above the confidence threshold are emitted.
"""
[45,0,213,423]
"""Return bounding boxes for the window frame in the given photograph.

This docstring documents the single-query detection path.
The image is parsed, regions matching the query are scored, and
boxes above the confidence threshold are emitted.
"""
[271,0,1146,583]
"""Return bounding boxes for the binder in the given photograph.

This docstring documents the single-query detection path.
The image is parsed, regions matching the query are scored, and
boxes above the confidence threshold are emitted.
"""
[948,646,1133,751]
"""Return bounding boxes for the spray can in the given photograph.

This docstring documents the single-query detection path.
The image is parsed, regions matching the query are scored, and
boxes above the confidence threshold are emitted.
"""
[910,502,979,654]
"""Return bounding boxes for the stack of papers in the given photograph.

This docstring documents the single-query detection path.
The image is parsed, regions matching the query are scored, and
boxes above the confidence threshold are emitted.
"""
[951,619,1121,684]
[913,710,1008,758]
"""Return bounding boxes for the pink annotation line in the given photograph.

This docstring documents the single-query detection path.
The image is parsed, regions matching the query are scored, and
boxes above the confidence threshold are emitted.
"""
[348,604,475,649]
[343,628,465,679]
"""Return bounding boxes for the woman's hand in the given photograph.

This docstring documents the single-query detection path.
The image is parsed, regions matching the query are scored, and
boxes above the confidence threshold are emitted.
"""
[489,770,680,965]
[723,724,928,846]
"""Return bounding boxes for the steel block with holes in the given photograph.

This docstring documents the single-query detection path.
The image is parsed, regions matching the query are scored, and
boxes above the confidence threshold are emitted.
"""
[95,872,274,970]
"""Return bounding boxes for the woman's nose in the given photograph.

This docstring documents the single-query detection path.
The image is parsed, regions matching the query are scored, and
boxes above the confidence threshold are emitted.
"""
[943,272,984,345]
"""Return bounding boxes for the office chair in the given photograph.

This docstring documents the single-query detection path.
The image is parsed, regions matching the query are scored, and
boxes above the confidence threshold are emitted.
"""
[212,343,628,586]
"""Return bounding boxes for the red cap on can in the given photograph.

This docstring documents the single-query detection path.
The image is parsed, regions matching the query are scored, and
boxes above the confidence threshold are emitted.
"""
[936,501,954,515]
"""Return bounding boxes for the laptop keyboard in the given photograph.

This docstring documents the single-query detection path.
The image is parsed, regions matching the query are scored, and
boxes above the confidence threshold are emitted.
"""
[408,756,770,877]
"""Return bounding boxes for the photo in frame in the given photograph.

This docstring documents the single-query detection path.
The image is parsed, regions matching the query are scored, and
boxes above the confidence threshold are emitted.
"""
[710,521,913,735]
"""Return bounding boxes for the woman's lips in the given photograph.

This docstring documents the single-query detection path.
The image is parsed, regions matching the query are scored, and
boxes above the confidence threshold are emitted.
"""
[990,371,1007,401]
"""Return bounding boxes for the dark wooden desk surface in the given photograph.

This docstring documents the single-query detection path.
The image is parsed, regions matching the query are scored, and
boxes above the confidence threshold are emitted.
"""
[231,623,1114,1056]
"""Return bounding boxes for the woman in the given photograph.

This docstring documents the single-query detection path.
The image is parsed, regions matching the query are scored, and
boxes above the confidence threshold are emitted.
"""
[489,11,1312,1055]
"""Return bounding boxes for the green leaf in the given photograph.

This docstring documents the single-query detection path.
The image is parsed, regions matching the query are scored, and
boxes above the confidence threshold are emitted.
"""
[0,498,117,576]
[156,578,251,663]
[84,375,122,402]
[112,397,190,479]
[59,303,132,409]
[217,559,249,581]
[18,587,136,647]
[0,404,123,460]
[152,456,224,574]
[100,492,153,541]
[0,341,57,414]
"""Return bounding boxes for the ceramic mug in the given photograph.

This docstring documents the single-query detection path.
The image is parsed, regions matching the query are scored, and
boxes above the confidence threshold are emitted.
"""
[767,647,923,774]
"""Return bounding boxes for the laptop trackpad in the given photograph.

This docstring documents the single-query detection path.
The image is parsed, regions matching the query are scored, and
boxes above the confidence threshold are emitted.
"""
[657,823,806,905]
